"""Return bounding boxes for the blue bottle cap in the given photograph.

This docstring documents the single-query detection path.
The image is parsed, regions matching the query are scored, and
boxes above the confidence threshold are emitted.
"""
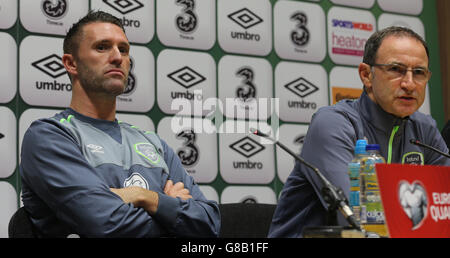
[366,144,380,151]
[355,139,368,154]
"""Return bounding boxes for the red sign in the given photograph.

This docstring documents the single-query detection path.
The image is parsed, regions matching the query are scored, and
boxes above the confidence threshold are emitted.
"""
[376,164,450,238]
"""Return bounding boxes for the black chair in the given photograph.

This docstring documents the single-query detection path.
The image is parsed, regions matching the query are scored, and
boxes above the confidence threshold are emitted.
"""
[219,203,276,238]
[10,203,277,238]
[8,206,37,238]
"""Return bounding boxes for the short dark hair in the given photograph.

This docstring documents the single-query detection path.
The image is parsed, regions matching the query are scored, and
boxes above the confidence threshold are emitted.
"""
[363,26,429,66]
[63,10,125,58]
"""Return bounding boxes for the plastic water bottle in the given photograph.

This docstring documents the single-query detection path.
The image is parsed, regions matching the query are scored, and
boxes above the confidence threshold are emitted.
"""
[348,139,368,224]
[360,144,388,237]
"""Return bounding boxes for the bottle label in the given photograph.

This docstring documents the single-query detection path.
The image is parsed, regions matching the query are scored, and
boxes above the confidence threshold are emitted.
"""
[348,163,360,179]
[360,161,385,224]
[363,197,385,224]
[349,191,359,206]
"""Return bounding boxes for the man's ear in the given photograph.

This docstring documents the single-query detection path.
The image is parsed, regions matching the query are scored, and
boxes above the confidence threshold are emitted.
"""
[358,62,373,89]
[62,54,77,77]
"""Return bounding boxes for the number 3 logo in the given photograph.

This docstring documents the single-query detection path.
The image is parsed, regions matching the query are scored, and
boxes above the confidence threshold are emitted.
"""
[175,0,198,34]
[290,12,310,47]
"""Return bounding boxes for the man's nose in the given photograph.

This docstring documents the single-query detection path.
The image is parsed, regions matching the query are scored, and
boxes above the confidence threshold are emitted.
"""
[400,70,416,91]
[110,46,123,65]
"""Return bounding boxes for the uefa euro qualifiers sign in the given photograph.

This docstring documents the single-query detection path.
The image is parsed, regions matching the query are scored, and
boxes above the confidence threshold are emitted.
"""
[376,164,450,238]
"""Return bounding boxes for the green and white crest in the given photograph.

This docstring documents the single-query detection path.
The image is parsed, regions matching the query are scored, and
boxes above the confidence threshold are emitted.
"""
[134,143,161,165]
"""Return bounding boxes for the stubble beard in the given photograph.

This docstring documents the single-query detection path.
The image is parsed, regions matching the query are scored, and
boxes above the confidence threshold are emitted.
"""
[77,61,128,97]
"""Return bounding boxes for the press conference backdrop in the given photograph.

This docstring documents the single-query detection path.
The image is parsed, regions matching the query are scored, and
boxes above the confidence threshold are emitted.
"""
[0,0,445,237]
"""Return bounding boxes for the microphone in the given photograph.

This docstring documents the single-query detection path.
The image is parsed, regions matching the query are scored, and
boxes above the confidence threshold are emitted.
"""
[410,139,450,159]
[249,128,361,231]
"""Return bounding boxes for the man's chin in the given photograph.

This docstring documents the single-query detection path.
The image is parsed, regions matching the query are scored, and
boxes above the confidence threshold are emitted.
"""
[392,107,418,118]
[104,81,127,96]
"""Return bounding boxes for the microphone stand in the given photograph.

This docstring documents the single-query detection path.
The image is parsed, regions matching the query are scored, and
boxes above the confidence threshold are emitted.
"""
[250,128,362,235]
[410,139,450,159]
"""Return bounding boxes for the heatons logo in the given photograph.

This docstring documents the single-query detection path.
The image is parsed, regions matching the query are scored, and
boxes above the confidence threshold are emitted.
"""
[330,19,373,57]
[103,0,144,14]
[175,0,198,34]
[41,0,68,20]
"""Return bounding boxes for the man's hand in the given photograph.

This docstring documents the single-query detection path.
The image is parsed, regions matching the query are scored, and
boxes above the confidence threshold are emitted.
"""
[164,180,192,200]
[110,180,192,214]
[110,186,159,215]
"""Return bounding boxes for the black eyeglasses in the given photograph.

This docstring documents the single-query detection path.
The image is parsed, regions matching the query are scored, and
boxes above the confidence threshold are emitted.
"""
[371,63,431,84]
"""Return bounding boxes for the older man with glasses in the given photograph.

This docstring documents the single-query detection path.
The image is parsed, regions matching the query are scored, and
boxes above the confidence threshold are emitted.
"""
[269,26,450,238]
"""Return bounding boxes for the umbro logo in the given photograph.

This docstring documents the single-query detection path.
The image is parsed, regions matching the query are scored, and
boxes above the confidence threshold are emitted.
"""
[103,0,144,15]
[228,8,263,30]
[31,54,66,78]
[167,66,206,89]
[293,134,306,145]
[284,77,318,98]
[229,136,265,158]
[86,144,104,154]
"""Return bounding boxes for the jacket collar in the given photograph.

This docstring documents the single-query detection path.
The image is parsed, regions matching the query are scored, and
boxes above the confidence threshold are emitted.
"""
[357,90,408,133]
